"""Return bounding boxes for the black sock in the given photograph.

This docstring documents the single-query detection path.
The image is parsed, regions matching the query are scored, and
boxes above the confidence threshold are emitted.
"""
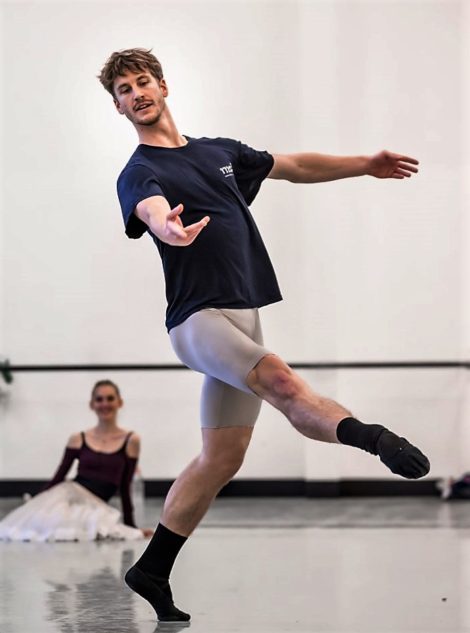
[336,417,430,479]
[127,523,190,622]
[135,523,187,583]
[336,417,385,455]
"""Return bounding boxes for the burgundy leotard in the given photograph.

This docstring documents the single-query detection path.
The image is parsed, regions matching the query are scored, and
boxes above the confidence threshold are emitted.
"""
[45,432,138,527]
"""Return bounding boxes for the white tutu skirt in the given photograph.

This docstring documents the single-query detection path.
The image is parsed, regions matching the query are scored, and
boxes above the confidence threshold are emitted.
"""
[0,481,143,542]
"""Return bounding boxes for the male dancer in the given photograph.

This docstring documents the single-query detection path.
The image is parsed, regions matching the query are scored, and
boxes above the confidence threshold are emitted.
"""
[99,48,430,622]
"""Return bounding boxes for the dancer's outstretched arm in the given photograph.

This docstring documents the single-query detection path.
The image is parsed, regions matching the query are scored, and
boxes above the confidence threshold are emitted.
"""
[268,149,419,183]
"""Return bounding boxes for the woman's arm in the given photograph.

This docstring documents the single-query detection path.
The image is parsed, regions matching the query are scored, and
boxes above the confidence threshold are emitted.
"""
[42,432,81,490]
[119,433,141,528]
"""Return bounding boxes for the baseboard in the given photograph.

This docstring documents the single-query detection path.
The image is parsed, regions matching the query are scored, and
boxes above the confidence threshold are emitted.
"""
[0,478,440,498]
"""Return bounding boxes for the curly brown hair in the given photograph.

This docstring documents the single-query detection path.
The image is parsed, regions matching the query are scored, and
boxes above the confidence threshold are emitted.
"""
[98,48,164,97]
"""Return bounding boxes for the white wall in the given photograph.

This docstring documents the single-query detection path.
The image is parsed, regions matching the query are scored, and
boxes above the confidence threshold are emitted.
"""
[0,0,466,481]
[460,0,470,476]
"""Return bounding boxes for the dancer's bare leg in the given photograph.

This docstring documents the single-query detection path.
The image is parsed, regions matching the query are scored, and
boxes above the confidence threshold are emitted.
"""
[125,426,254,622]
[247,354,430,478]
[246,354,350,442]
[162,426,253,536]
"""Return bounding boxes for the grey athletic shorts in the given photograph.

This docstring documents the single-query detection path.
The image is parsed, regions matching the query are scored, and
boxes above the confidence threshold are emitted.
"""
[169,308,272,428]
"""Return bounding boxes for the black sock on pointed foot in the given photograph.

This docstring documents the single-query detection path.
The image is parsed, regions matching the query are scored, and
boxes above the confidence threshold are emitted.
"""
[375,428,430,479]
[127,523,190,621]
[125,565,191,622]
[336,417,430,479]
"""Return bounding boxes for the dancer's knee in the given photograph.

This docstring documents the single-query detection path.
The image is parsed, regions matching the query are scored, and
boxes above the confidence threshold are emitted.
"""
[248,355,301,402]
[201,443,247,483]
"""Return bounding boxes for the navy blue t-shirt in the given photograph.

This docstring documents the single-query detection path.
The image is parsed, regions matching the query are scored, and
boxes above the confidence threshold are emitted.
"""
[117,136,282,331]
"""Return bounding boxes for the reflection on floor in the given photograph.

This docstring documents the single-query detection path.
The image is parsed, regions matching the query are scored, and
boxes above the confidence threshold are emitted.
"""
[1,497,470,633]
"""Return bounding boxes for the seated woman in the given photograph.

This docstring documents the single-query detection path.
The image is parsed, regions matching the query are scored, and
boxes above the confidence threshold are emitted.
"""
[0,379,152,541]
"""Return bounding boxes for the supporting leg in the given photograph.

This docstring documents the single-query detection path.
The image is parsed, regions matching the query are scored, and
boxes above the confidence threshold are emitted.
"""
[126,426,253,622]
[162,425,253,536]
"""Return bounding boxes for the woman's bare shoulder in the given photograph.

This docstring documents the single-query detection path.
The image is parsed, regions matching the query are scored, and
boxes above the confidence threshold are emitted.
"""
[126,432,141,458]
[66,431,83,449]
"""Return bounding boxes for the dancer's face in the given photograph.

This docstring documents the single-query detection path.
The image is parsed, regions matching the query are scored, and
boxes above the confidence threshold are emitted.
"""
[113,70,168,127]
[90,385,122,421]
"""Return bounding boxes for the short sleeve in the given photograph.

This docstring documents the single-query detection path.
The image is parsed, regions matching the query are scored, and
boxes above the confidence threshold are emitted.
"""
[234,142,274,206]
[117,164,165,239]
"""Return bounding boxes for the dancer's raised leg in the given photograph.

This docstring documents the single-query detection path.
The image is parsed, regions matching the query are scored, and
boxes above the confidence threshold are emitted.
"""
[247,354,430,478]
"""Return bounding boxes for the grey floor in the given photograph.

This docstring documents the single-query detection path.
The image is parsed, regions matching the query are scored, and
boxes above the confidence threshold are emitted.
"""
[1,496,470,633]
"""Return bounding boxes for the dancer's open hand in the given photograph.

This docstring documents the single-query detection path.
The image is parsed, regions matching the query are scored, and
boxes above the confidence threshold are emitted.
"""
[368,150,419,179]
[163,203,210,246]
[136,196,210,246]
